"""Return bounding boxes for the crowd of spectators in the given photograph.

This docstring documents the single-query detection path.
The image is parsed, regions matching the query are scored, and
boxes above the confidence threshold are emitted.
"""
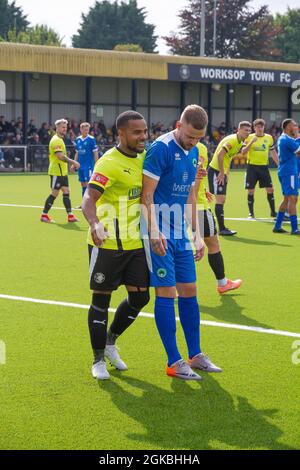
[0,114,283,170]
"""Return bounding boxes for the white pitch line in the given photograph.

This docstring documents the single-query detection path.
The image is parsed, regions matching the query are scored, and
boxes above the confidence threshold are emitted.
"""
[1,293,299,339]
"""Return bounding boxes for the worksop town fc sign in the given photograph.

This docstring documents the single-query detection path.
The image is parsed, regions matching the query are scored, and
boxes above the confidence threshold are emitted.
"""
[168,64,300,87]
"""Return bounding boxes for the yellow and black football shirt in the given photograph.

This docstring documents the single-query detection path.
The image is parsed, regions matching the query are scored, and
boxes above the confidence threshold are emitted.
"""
[196,142,209,210]
[209,134,244,173]
[48,134,68,176]
[88,146,145,251]
[245,133,274,166]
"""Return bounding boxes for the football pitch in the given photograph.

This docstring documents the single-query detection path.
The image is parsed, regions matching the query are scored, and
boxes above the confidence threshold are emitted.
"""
[0,171,299,450]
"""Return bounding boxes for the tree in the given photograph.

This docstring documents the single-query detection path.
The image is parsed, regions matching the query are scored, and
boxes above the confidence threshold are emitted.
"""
[274,8,300,63]
[0,0,28,40]
[164,0,280,60]
[114,44,143,52]
[72,0,157,52]
[7,24,64,46]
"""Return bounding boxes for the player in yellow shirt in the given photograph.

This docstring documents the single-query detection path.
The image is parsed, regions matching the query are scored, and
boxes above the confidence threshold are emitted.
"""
[195,142,242,294]
[241,118,279,218]
[40,118,80,223]
[208,121,252,235]
[82,111,150,381]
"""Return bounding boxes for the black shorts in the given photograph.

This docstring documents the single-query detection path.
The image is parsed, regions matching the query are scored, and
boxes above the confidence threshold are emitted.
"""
[245,164,273,190]
[198,209,218,238]
[50,175,69,190]
[208,167,228,195]
[88,246,149,291]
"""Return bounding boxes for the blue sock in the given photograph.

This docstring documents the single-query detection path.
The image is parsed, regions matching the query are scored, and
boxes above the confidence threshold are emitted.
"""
[275,211,285,230]
[154,297,181,367]
[290,214,298,233]
[178,297,201,359]
[82,186,87,198]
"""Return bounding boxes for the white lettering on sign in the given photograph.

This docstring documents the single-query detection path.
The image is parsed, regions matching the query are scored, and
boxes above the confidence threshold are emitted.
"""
[280,72,291,84]
[249,70,275,82]
[200,68,246,81]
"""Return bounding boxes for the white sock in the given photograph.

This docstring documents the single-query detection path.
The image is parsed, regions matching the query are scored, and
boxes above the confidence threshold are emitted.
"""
[217,278,227,287]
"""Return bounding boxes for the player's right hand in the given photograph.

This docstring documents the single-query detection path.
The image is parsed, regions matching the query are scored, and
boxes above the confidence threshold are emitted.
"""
[196,167,207,180]
[91,222,110,247]
[217,172,225,185]
[150,232,168,256]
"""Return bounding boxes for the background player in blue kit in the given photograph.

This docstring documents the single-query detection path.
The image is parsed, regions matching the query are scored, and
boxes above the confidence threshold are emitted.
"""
[73,122,99,203]
[141,105,222,380]
[273,119,300,235]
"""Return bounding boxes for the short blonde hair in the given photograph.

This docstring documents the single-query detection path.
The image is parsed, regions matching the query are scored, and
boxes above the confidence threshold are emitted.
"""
[80,122,91,129]
[55,118,68,128]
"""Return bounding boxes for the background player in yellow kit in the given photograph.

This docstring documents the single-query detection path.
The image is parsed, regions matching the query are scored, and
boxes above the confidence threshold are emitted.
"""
[242,119,279,219]
[195,142,242,294]
[208,122,252,236]
[40,118,80,223]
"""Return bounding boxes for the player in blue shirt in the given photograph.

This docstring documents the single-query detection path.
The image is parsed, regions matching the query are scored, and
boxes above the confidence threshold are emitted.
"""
[73,122,99,201]
[296,136,300,188]
[273,119,300,235]
[141,105,222,380]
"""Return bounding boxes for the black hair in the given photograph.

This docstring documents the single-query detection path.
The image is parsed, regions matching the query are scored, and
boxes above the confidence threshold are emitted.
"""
[116,111,144,130]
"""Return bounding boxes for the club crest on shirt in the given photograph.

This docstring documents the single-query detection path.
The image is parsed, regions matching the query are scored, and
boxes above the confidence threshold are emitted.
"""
[157,268,167,278]
[94,273,105,284]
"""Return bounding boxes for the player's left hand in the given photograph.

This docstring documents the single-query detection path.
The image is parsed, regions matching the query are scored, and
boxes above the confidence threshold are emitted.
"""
[72,161,80,170]
[194,245,205,262]
[193,232,205,262]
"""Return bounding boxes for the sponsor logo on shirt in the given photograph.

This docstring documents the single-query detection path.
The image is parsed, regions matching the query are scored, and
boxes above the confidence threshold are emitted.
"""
[91,173,109,186]
[175,153,181,161]
[128,187,141,200]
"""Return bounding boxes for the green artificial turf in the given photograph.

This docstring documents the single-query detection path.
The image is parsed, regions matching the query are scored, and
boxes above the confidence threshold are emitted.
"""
[0,172,299,450]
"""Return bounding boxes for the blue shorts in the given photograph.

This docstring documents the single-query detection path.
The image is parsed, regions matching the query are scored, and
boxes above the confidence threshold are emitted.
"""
[78,167,93,183]
[279,174,299,196]
[144,236,196,287]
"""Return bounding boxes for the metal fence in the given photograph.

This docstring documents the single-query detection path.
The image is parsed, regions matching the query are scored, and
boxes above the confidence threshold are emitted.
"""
[0,144,277,173]
[0,145,114,173]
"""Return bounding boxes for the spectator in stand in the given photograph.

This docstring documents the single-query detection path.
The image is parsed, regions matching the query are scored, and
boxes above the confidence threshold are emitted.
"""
[38,123,51,145]
[2,138,14,168]
[0,116,8,142]
[98,118,107,137]
[70,119,80,135]
[28,119,38,137]
[0,147,4,167]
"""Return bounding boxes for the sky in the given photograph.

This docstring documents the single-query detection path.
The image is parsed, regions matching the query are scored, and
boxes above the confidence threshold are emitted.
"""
[14,0,300,54]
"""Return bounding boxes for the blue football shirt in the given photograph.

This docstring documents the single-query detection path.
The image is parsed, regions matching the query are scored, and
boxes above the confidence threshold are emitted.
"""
[277,133,300,177]
[75,135,98,168]
[143,131,198,238]
[296,137,300,179]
